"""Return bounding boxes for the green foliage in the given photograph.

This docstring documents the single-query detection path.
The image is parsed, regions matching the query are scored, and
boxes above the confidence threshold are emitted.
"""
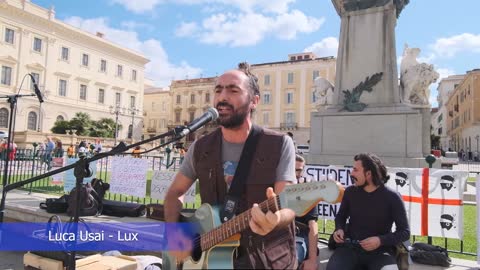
[50,120,70,134]
[50,113,121,138]
[342,72,383,112]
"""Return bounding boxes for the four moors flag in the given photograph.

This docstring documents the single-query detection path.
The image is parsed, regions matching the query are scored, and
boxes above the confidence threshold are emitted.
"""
[386,168,468,239]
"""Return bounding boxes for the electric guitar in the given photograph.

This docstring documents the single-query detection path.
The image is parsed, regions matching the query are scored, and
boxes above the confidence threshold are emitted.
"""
[163,180,344,270]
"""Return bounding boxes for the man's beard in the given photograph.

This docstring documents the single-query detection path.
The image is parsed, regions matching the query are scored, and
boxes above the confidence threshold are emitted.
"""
[352,176,368,189]
[216,101,250,129]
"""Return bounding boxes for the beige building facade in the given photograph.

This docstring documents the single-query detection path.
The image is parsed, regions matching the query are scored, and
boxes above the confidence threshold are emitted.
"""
[148,53,337,146]
[0,0,149,145]
[446,69,480,156]
[143,87,172,144]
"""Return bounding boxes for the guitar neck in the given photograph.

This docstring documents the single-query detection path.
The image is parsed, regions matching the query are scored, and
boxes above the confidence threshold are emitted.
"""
[200,196,281,251]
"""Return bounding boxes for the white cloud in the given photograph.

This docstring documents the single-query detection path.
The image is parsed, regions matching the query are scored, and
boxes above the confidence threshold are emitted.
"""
[175,22,200,37]
[111,0,295,14]
[431,33,480,58]
[64,16,202,86]
[193,11,323,47]
[304,37,338,57]
[110,0,163,14]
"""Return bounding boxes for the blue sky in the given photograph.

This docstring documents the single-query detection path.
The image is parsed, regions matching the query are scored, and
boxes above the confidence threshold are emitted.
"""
[33,0,480,107]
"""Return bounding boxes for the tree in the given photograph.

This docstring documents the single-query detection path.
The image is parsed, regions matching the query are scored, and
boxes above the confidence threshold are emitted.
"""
[50,120,70,134]
[50,113,121,139]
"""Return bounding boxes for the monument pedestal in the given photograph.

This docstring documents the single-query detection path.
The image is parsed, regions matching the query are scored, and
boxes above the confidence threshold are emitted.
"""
[308,107,431,168]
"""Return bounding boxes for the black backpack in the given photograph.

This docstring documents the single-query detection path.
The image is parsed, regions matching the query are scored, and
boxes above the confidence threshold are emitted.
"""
[410,242,451,267]
[66,182,102,217]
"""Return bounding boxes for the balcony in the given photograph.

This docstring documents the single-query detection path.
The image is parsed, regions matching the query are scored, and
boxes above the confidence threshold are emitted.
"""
[146,127,156,133]
[280,122,298,130]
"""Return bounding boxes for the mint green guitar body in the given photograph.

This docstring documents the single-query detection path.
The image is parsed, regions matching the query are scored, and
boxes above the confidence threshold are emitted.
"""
[163,204,239,270]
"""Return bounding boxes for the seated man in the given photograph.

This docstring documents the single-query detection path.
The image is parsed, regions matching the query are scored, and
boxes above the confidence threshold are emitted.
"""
[327,153,410,270]
[295,154,319,270]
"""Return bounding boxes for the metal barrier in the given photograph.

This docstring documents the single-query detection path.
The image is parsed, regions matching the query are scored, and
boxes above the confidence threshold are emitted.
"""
[0,149,197,208]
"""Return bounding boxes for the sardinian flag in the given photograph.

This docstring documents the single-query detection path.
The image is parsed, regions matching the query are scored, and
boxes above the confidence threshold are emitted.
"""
[387,168,468,239]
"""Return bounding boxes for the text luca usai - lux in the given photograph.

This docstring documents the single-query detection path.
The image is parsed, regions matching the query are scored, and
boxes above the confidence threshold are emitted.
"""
[48,230,138,242]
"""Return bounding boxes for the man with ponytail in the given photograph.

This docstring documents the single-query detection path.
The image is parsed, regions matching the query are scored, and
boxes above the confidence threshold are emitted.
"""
[327,153,410,270]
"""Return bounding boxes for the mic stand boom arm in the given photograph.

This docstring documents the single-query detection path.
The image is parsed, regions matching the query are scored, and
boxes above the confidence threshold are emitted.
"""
[0,124,192,270]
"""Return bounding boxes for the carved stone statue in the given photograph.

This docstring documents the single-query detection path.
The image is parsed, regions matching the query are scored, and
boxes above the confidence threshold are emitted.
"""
[400,44,439,106]
[313,77,335,110]
[337,0,409,17]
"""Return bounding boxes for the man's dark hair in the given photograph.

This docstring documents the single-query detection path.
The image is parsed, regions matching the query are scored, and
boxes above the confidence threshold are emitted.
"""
[238,62,260,98]
[296,154,305,163]
[354,153,390,186]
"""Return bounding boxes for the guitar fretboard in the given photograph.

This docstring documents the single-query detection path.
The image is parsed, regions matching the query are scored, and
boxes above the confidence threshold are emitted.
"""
[200,196,281,251]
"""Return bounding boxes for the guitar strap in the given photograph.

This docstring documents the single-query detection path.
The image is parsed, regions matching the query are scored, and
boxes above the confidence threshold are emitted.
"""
[220,124,262,223]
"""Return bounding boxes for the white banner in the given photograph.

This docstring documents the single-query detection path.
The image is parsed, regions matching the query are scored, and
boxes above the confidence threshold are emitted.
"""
[386,168,467,239]
[109,157,148,197]
[150,171,196,203]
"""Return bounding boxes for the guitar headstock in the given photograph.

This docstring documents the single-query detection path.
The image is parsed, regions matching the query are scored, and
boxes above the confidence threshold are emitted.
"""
[278,180,344,216]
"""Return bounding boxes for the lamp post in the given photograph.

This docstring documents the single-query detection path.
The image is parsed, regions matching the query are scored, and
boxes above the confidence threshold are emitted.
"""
[128,107,140,140]
[110,105,124,146]
[67,129,77,145]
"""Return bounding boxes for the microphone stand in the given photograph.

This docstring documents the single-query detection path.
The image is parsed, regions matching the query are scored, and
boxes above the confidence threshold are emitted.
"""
[0,124,195,269]
[0,72,40,223]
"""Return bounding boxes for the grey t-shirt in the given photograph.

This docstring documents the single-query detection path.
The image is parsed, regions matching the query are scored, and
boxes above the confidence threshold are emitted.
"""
[180,134,296,188]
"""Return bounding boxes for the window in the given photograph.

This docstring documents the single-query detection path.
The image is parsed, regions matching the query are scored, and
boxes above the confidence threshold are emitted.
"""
[82,54,89,66]
[100,59,107,72]
[61,47,69,61]
[0,108,8,128]
[264,75,270,85]
[190,94,195,104]
[205,93,210,103]
[1,66,12,86]
[175,111,181,123]
[189,111,195,122]
[115,93,121,105]
[79,84,87,100]
[176,95,181,104]
[98,88,105,104]
[131,70,137,81]
[56,115,64,122]
[4,28,14,44]
[130,96,136,108]
[263,92,271,104]
[160,119,166,129]
[438,127,442,135]
[117,65,123,77]
[128,124,133,139]
[27,111,37,130]
[263,111,269,125]
[162,102,166,111]
[30,73,40,91]
[286,92,294,104]
[438,114,443,123]
[33,37,42,52]
[287,72,294,84]
[313,70,319,81]
[285,112,295,124]
[58,79,67,96]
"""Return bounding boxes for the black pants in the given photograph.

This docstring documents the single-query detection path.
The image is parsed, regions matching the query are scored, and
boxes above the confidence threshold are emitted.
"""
[326,246,398,270]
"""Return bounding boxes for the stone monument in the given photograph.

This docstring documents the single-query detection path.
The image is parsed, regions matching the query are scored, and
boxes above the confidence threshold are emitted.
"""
[309,0,439,167]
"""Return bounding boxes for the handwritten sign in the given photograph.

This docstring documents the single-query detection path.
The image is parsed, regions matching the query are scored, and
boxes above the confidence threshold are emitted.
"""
[110,157,148,197]
[150,171,196,203]
[63,158,98,192]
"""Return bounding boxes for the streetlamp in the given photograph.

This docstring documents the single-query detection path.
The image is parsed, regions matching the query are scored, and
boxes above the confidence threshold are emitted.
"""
[128,107,140,140]
[110,105,124,146]
[67,129,77,145]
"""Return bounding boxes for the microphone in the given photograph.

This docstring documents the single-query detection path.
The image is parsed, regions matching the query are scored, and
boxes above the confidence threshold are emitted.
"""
[29,74,44,103]
[179,107,219,137]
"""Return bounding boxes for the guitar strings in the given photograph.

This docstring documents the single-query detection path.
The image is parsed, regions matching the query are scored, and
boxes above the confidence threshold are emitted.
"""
[190,196,280,251]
